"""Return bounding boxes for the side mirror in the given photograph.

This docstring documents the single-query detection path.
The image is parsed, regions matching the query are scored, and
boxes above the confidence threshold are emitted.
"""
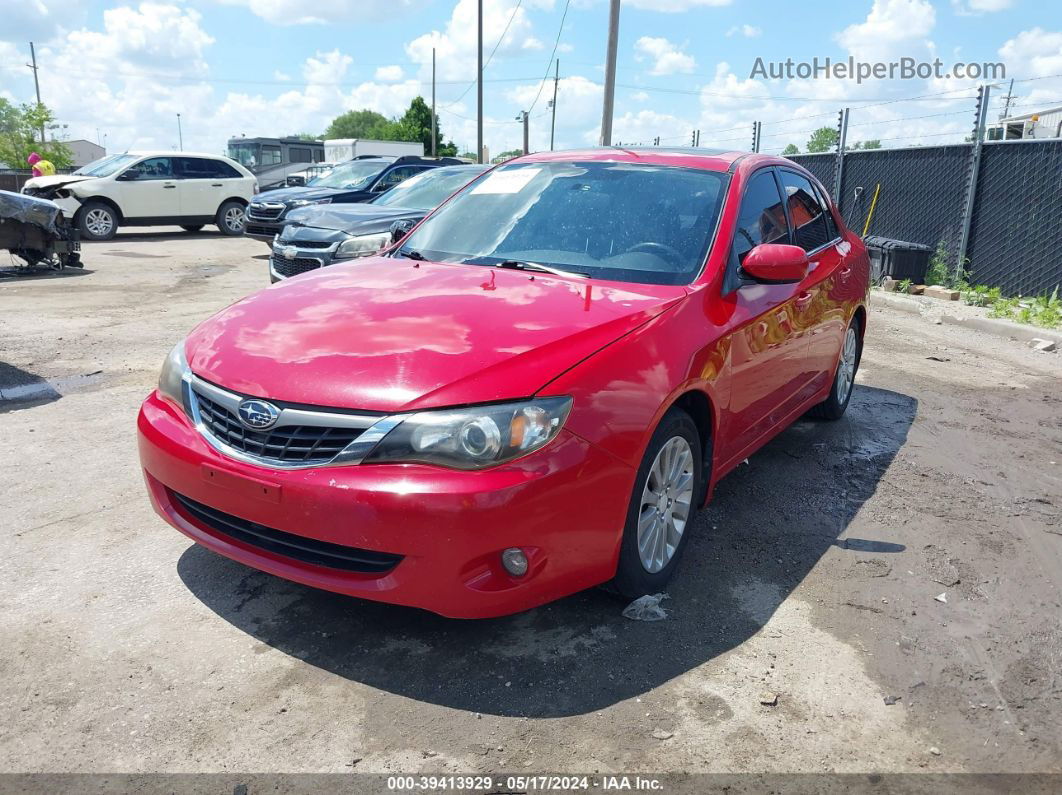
[116,168,141,181]
[740,243,808,284]
[389,218,417,245]
[372,181,391,192]
[286,175,306,187]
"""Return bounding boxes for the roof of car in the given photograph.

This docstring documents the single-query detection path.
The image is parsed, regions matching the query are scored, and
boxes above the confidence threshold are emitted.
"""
[123,150,234,159]
[513,146,758,172]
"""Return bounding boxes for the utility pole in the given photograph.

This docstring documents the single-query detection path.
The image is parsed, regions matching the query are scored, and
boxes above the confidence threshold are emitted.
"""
[431,47,437,156]
[27,42,45,145]
[517,111,529,155]
[176,113,183,151]
[599,0,620,146]
[1000,77,1014,119]
[832,107,849,204]
[477,0,484,163]
[549,59,559,151]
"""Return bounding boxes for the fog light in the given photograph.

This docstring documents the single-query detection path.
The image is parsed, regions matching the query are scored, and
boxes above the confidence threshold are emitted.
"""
[501,547,528,577]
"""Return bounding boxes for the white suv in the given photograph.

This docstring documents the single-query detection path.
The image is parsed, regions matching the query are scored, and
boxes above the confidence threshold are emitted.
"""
[21,151,257,241]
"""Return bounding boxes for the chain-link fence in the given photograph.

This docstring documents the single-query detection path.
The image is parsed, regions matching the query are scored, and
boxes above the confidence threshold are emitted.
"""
[787,139,1062,296]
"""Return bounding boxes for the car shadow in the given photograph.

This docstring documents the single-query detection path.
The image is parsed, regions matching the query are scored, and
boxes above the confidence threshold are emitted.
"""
[0,266,93,281]
[91,229,232,242]
[0,361,62,411]
[178,384,916,718]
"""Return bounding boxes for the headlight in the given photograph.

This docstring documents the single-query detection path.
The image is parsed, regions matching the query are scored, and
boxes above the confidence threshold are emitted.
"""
[335,232,391,259]
[289,197,331,208]
[158,340,190,410]
[363,397,572,470]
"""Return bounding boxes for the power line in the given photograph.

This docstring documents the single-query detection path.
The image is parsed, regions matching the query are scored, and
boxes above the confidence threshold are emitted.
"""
[441,0,524,110]
[527,0,571,113]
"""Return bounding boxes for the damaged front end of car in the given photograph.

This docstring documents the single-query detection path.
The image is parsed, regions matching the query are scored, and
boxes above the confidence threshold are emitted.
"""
[0,189,82,272]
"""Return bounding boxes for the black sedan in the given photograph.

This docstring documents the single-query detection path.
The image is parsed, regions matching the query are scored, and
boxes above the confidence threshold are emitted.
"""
[269,164,489,282]
[245,155,464,244]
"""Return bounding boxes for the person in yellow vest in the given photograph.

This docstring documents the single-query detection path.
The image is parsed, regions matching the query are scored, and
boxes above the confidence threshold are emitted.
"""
[27,152,55,177]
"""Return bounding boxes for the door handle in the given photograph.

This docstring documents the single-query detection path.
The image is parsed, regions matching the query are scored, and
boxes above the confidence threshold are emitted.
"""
[211,183,223,187]
[163,184,176,189]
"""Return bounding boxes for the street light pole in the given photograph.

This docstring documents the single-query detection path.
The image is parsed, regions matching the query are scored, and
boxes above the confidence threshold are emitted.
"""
[176,113,183,151]
[477,0,484,163]
[599,0,620,146]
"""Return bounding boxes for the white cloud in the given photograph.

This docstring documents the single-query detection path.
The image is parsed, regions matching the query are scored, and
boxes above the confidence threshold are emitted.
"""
[406,0,542,81]
[273,69,292,81]
[999,28,1062,79]
[374,65,406,82]
[835,0,936,60]
[634,36,696,76]
[622,0,731,11]
[726,24,762,38]
[0,0,86,45]
[951,0,1013,15]
[217,0,425,26]
[630,91,649,102]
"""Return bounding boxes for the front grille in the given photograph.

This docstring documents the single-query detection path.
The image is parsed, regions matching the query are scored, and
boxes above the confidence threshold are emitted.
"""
[194,390,361,464]
[170,491,403,574]
[245,223,280,237]
[247,203,284,220]
[286,239,333,249]
[271,255,324,278]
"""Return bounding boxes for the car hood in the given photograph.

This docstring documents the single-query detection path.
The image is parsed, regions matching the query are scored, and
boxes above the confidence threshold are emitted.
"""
[251,186,351,204]
[186,258,686,413]
[22,174,95,190]
[283,203,424,235]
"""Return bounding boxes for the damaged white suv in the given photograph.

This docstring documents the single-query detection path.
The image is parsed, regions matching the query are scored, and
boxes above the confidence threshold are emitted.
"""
[21,151,257,241]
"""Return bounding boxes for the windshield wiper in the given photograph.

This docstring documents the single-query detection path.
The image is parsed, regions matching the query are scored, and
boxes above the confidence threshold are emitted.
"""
[396,246,426,260]
[475,258,589,279]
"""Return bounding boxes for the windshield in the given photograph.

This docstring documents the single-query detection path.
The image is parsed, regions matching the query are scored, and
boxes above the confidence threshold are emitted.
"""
[397,161,727,285]
[227,142,258,168]
[308,160,387,190]
[73,154,137,177]
[372,166,488,211]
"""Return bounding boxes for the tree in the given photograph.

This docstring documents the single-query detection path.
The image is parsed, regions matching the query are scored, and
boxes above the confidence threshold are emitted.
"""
[493,149,523,162]
[805,126,839,153]
[782,143,799,155]
[0,99,73,169]
[861,139,882,150]
[324,109,395,140]
[458,151,478,161]
[323,99,457,155]
[395,96,457,156]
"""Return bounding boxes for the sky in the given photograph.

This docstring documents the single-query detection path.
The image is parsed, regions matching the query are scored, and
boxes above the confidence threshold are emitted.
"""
[1,0,1060,159]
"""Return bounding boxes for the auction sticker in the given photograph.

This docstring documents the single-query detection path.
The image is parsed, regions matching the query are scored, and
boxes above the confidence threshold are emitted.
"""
[471,167,541,194]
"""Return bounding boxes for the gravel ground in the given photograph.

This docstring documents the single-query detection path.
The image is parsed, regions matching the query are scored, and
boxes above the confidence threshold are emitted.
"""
[1,230,1060,778]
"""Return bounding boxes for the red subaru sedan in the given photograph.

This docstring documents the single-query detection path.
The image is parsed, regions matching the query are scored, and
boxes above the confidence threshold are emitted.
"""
[138,148,869,619]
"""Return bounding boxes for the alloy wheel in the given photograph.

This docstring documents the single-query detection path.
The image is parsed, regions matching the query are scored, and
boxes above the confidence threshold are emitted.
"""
[85,208,113,237]
[835,326,858,404]
[637,436,695,573]
[225,206,245,232]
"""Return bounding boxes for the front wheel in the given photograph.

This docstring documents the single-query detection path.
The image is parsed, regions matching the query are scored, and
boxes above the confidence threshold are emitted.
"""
[215,201,245,236]
[809,316,863,420]
[611,408,701,599]
[78,201,118,241]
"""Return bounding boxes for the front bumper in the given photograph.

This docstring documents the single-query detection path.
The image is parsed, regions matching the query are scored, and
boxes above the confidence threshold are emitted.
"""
[244,219,284,241]
[138,391,634,618]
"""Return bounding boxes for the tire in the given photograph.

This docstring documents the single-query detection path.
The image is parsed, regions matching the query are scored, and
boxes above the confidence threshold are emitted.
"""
[180,224,203,233]
[610,408,702,599]
[809,315,863,420]
[78,201,118,241]
[215,200,245,236]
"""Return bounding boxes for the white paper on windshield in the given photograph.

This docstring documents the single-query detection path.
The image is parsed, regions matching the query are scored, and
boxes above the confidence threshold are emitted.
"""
[471,167,540,195]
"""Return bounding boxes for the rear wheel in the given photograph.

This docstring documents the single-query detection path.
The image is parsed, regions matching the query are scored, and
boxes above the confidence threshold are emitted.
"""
[180,224,203,233]
[215,201,245,235]
[809,316,863,420]
[611,408,701,599]
[78,201,118,241]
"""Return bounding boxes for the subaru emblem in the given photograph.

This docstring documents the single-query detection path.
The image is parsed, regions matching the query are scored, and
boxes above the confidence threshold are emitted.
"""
[237,399,280,430]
